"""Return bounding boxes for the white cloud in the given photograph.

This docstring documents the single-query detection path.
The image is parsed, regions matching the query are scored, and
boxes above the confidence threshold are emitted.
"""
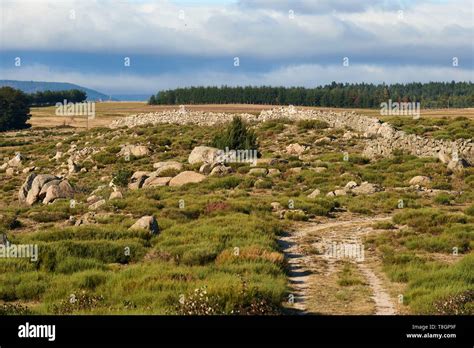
[0,0,472,60]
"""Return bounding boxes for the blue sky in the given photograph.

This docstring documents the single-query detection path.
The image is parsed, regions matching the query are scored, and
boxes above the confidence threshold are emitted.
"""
[0,0,472,94]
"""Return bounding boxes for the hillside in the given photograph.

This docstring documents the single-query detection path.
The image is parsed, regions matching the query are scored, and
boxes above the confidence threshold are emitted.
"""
[0,80,114,101]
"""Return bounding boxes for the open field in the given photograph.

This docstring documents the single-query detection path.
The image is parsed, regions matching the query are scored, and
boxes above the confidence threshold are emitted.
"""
[1,105,473,315]
[28,102,474,129]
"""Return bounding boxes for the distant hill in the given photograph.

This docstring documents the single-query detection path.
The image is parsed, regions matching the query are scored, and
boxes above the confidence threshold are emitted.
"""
[0,80,115,101]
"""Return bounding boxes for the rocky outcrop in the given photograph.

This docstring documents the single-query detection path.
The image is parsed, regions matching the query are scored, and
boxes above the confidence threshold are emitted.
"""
[19,174,74,205]
[188,146,220,164]
[129,216,159,235]
[118,145,151,158]
[169,171,206,186]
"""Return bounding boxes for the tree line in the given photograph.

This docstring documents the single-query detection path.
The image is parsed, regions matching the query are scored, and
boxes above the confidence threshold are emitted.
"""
[28,89,87,106]
[0,87,88,131]
[149,82,474,108]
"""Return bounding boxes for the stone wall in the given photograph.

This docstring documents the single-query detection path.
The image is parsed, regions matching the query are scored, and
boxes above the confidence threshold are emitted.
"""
[110,106,473,165]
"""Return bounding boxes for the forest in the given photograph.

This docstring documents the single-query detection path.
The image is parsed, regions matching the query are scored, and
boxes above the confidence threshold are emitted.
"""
[149,82,474,108]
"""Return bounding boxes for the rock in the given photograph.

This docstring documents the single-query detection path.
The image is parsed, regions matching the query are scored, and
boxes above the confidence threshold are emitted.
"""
[438,151,451,164]
[75,212,96,226]
[22,166,35,174]
[169,171,206,186]
[188,146,220,164]
[315,137,331,145]
[352,182,380,195]
[89,199,106,210]
[248,168,268,176]
[142,176,172,187]
[286,143,307,155]
[447,159,466,174]
[210,165,233,177]
[267,168,281,176]
[128,171,149,190]
[24,174,57,205]
[0,163,8,172]
[409,176,431,187]
[288,167,302,174]
[8,153,23,167]
[109,191,123,200]
[53,152,63,160]
[118,145,151,158]
[5,168,14,177]
[345,181,358,190]
[326,191,335,197]
[42,181,74,204]
[307,189,321,198]
[18,173,36,202]
[87,195,102,204]
[334,189,347,196]
[309,167,327,173]
[129,216,159,235]
[199,163,213,175]
[153,161,183,174]
[271,202,283,211]
[67,158,79,174]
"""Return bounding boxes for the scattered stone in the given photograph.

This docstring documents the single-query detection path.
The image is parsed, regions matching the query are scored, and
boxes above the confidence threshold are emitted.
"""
[267,168,281,176]
[153,161,183,174]
[447,159,466,174]
[53,152,63,160]
[352,182,380,195]
[128,171,149,190]
[5,168,14,177]
[334,189,347,196]
[344,181,358,190]
[89,199,106,210]
[409,176,431,187]
[67,158,80,174]
[286,143,308,155]
[169,171,206,186]
[307,189,321,198]
[109,191,123,200]
[288,167,302,174]
[199,163,213,175]
[22,166,35,174]
[188,146,220,164]
[142,176,172,187]
[8,153,23,167]
[87,195,102,204]
[248,168,268,176]
[129,216,159,235]
[271,202,283,211]
[118,144,151,158]
[75,212,96,226]
[210,165,233,177]
[0,163,8,172]
[309,167,327,173]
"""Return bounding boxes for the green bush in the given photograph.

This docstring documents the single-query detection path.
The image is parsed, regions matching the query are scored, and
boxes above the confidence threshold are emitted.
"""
[212,116,258,152]
[113,169,133,187]
[0,87,31,132]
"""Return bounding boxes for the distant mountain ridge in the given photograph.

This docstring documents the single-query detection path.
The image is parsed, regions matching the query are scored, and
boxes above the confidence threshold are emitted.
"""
[0,80,115,101]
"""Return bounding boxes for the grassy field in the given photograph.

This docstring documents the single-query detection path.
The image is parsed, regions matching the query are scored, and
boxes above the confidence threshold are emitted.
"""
[0,107,472,315]
[27,102,474,129]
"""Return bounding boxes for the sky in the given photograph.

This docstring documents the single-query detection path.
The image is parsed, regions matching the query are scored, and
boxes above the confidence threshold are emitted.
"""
[0,0,473,95]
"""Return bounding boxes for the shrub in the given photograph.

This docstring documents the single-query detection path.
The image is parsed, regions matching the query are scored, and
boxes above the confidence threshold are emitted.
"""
[0,87,31,131]
[212,116,258,152]
[297,119,329,130]
[113,169,133,187]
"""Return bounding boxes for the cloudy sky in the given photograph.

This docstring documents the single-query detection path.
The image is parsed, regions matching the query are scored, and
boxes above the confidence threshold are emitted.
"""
[0,0,473,95]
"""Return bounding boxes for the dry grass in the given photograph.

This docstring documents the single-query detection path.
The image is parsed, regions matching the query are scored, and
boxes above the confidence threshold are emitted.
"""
[28,103,474,129]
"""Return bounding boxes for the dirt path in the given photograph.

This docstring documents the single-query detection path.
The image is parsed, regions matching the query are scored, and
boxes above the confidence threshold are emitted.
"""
[280,214,397,315]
